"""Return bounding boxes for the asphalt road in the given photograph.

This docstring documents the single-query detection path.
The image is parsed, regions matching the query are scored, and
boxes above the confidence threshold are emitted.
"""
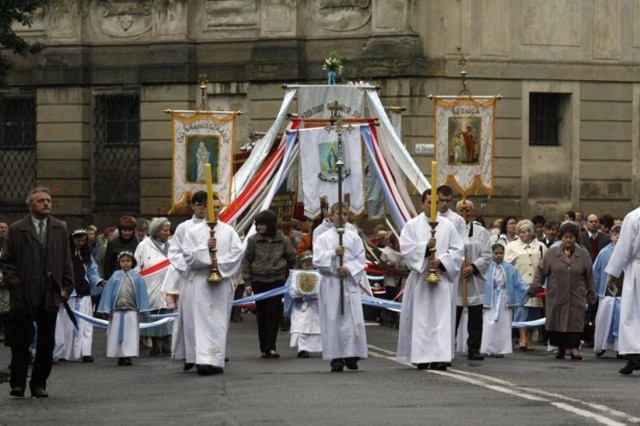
[1,312,639,426]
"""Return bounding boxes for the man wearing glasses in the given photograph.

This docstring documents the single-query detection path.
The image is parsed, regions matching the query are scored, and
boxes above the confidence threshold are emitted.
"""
[436,185,467,239]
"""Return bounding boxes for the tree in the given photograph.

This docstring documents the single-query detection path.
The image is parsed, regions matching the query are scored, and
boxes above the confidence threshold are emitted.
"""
[0,0,44,85]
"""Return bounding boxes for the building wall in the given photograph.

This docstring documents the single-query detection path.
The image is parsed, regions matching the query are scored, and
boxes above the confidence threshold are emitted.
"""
[2,0,640,228]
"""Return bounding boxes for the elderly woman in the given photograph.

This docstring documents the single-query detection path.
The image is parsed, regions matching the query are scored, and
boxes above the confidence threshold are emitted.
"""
[530,222,596,360]
[134,217,172,356]
[505,219,547,351]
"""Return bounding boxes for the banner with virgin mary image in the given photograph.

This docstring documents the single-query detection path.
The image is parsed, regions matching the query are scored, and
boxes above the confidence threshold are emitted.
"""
[432,96,498,198]
[168,110,237,213]
[299,126,364,218]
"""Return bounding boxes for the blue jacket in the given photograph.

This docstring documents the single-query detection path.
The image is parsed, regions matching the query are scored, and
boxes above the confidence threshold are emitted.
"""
[97,269,149,314]
[483,261,530,309]
[592,243,614,297]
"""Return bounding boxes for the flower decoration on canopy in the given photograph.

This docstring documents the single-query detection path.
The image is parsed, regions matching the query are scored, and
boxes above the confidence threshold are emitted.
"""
[322,51,344,74]
[322,51,344,85]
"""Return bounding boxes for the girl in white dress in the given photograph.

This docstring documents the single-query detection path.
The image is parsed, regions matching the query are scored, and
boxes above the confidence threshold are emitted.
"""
[481,244,530,357]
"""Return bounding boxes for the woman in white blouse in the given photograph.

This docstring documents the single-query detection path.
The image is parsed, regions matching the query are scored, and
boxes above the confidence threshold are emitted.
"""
[505,220,547,351]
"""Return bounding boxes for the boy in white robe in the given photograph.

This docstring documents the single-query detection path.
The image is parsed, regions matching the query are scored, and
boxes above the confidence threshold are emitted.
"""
[593,225,622,356]
[605,208,640,375]
[165,191,207,370]
[397,189,464,371]
[286,251,322,358]
[181,200,244,376]
[313,202,368,372]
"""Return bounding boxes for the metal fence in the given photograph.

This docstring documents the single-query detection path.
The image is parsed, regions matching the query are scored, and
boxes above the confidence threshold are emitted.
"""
[92,92,140,212]
[0,94,37,211]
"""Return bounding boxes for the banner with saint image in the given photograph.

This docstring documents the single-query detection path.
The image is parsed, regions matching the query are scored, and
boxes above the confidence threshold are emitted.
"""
[168,111,237,213]
[432,96,498,198]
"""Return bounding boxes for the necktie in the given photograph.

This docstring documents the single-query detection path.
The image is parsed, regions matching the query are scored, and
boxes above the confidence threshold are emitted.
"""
[37,221,45,244]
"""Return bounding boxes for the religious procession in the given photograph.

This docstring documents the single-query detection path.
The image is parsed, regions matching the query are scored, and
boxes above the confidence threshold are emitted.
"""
[2,2,640,424]
[2,81,640,401]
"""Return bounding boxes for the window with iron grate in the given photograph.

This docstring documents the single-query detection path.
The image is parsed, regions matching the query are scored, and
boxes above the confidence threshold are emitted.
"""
[529,93,561,146]
[93,93,140,211]
[0,94,37,209]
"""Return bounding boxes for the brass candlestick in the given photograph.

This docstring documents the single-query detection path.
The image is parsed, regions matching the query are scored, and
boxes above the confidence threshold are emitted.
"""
[425,221,440,283]
[207,220,222,283]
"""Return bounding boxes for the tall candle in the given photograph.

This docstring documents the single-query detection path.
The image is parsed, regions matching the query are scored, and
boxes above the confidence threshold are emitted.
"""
[430,160,438,222]
[205,163,215,222]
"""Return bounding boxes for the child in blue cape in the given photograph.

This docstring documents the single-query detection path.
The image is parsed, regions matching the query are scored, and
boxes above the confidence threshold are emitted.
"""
[98,251,149,366]
[480,244,530,357]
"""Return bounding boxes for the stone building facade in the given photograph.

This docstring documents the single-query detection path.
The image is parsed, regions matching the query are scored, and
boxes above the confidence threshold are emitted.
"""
[1,0,639,228]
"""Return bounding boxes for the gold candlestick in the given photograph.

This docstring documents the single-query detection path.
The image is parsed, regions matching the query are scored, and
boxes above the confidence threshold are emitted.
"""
[207,220,222,283]
[425,221,440,283]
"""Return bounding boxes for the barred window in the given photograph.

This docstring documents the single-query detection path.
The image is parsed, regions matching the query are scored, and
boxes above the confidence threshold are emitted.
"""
[0,94,37,209]
[93,93,140,211]
[529,93,561,146]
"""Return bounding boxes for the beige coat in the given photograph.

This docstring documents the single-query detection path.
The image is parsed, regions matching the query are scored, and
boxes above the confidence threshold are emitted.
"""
[530,245,596,333]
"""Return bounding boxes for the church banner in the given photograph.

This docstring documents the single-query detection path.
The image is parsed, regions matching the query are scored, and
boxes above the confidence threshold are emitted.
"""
[168,110,237,213]
[432,96,498,198]
[299,127,364,218]
[297,85,365,119]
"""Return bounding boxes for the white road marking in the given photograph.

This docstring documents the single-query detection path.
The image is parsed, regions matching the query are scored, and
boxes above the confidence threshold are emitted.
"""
[368,344,638,425]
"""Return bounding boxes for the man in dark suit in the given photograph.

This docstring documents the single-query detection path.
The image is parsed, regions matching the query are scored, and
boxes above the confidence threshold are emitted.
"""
[0,187,74,398]
[577,213,610,346]
[578,214,611,261]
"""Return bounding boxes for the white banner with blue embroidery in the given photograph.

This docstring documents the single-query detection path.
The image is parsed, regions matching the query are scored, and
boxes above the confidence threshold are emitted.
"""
[299,127,364,218]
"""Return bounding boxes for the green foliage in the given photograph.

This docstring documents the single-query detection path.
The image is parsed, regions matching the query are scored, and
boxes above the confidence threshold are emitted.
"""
[0,0,45,85]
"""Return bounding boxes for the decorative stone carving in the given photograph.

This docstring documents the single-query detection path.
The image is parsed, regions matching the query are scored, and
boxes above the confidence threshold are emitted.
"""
[203,0,259,29]
[92,0,153,38]
[48,0,80,40]
[310,0,371,32]
[153,0,187,38]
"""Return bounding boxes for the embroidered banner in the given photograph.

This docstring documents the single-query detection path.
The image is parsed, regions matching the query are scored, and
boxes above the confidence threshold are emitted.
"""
[432,97,498,198]
[168,111,237,213]
[299,127,364,218]
[297,85,365,119]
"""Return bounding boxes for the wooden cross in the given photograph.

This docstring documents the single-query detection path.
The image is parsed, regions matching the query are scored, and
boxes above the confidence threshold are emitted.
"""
[327,100,343,119]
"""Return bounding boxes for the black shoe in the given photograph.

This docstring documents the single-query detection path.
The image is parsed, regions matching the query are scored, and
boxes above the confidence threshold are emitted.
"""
[594,350,605,357]
[183,362,195,372]
[330,359,344,372]
[555,348,566,359]
[117,357,125,366]
[9,387,25,397]
[297,350,310,358]
[416,363,430,370]
[429,362,448,371]
[345,358,359,370]
[82,356,94,363]
[344,361,358,370]
[467,353,485,361]
[30,387,48,398]
[122,357,132,366]
[619,361,639,375]
[197,365,223,376]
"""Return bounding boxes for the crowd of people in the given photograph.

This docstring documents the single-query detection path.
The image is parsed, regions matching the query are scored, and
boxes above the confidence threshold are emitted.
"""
[1,185,640,399]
